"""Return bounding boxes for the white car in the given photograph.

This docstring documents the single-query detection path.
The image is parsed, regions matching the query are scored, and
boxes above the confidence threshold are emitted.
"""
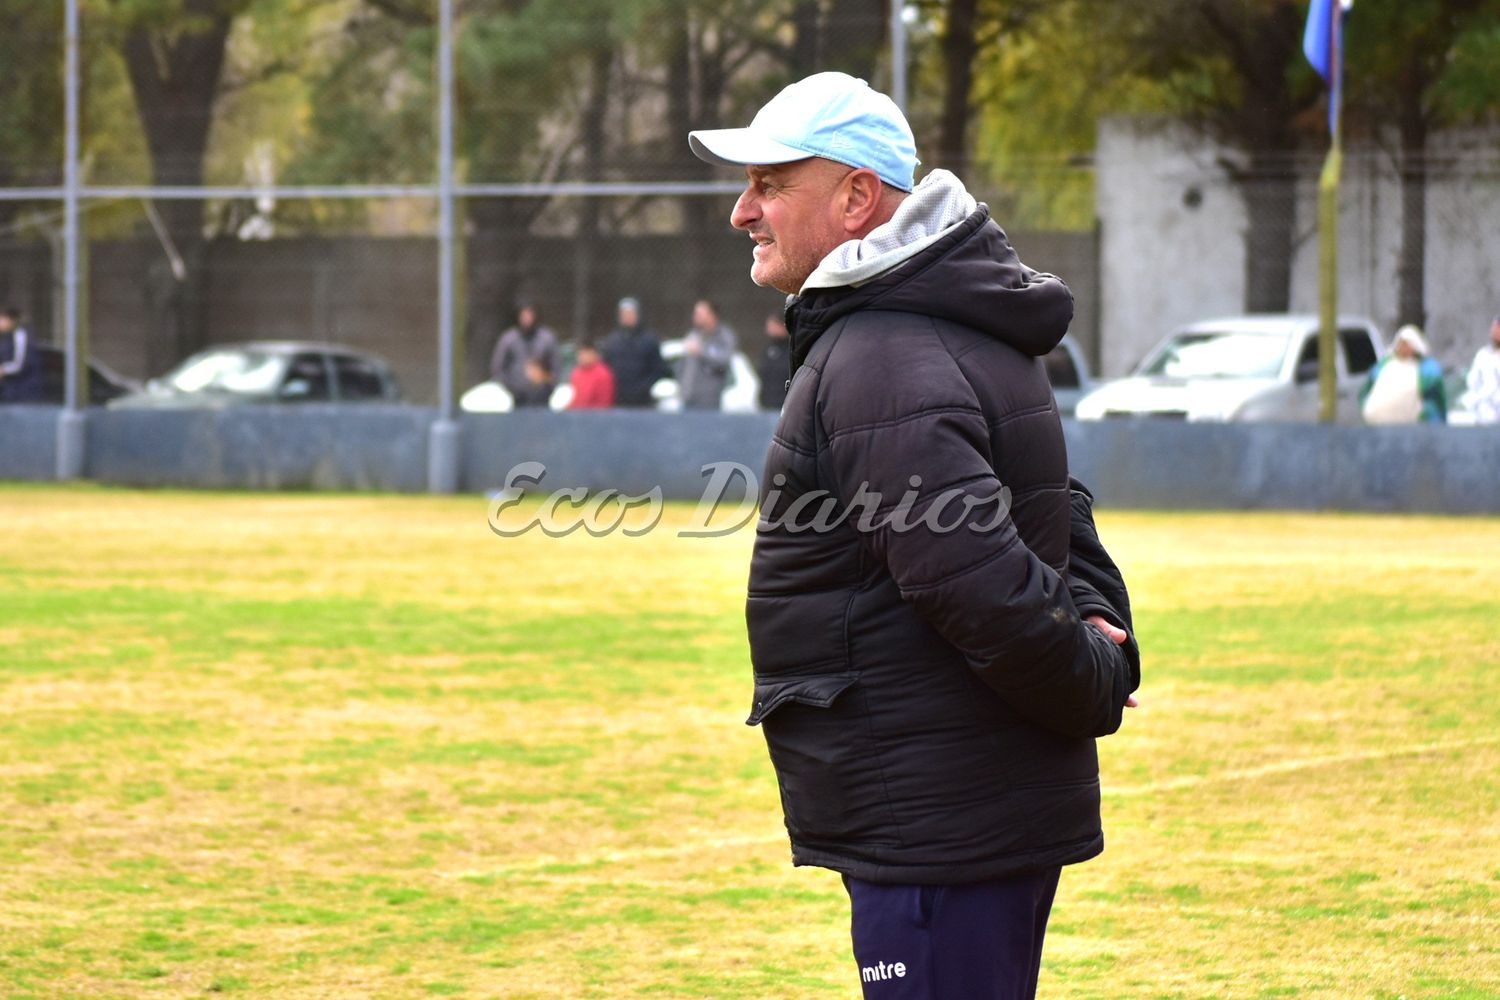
[1075,315,1382,423]
[651,338,761,414]
[461,338,761,414]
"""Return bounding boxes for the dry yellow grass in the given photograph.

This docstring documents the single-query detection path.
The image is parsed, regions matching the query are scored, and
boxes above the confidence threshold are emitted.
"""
[0,485,1497,998]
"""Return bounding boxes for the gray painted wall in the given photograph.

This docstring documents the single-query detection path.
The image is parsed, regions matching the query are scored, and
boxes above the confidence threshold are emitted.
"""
[1066,419,1500,514]
[85,406,434,492]
[1096,117,1500,379]
[2,406,1498,514]
[463,410,778,503]
[0,406,59,480]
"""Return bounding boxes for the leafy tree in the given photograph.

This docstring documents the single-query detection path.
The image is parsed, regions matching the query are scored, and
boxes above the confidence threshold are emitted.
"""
[965,1,1167,229]
[0,2,64,315]
[1345,0,1500,330]
[933,0,1044,177]
[788,0,888,80]
[0,4,64,207]
[1081,0,1321,313]
[102,0,247,370]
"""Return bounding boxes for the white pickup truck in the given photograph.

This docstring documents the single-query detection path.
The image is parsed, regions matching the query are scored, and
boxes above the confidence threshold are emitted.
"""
[1075,314,1383,423]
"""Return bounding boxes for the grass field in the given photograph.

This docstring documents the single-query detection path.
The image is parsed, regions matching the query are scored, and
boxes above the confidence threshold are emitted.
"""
[1,484,1498,999]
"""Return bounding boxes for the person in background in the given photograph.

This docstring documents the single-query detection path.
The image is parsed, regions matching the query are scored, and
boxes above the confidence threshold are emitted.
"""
[0,306,43,404]
[601,297,669,408]
[1360,325,1447,425]
[678,298,736,410]
[757,311,791,410]
[567,340,615,409]
[1461,314,1500,425]
[490,303,559,408]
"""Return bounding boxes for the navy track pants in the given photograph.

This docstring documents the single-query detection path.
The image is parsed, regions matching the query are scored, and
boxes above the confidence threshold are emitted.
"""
[843,867,1062,1000]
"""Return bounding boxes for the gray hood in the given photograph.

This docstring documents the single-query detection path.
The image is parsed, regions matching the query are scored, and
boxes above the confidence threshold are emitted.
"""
[800,169,977,293]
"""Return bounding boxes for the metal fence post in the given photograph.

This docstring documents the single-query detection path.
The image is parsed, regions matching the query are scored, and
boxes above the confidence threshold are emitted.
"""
[428,0,462,493]
[55,0,86,480]
[890,2,908,115]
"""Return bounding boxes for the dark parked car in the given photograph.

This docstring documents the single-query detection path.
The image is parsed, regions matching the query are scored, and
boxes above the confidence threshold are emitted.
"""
[0,346,139,405]
[38,347,140,405]
[111,342,401,408]
[1042,334,1095,417]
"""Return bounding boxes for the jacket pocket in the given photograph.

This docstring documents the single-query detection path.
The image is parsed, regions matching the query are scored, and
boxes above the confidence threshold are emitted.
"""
[746,672,858,726]
[746,672,899,848]
[745,590,851,677]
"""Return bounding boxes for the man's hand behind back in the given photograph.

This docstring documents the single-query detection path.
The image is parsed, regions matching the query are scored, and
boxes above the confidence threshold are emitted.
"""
[1086,616,1139,709]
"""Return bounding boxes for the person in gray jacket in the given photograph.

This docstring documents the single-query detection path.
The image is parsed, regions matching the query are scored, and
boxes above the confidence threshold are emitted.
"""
[490,304,558,408]
[677,299,736,410]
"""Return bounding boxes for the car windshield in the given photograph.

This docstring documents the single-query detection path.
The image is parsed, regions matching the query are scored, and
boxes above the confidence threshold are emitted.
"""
[1138,330,1291,379]
[165,350,287,394]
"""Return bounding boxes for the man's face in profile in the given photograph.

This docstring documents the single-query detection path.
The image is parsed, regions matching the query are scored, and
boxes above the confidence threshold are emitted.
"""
[729,159,853,295]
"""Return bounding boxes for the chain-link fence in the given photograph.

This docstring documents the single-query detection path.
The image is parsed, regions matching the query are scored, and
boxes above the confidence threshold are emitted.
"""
[0,3,883,410]
[11,3,1494,429]
[0,2,1117,425]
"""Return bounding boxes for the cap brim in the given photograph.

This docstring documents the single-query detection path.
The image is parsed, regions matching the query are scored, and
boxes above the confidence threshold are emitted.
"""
[688,128,813,168]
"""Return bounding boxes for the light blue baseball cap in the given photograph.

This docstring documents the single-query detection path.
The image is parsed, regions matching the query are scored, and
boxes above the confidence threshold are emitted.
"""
[689,72,919,192]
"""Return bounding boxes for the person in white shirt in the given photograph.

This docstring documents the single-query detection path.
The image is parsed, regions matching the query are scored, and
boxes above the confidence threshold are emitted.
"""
[1361,325,1448,425]
[1461,315,1500,425]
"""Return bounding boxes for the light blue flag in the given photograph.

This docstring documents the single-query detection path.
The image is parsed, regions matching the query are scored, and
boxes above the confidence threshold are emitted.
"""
[1303,0,1336,80]
[1304,0,1351,132]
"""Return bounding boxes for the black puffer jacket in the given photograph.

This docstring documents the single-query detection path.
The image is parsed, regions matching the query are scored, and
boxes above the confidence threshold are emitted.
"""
[746,206,1140,884]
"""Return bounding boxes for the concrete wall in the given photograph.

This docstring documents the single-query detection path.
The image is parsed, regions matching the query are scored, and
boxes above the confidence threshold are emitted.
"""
[85,406,434,492]
[1067,419,1500,514]
[0,406,59,480]
[1096,117,1500,378]
[3,407,1499,515]
[463,409,778,501]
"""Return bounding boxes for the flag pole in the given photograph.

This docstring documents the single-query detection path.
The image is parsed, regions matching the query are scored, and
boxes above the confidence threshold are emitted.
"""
[1316,4,1344,423]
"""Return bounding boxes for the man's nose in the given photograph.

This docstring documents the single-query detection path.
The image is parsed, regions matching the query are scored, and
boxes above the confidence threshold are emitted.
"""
[730,188,758,230]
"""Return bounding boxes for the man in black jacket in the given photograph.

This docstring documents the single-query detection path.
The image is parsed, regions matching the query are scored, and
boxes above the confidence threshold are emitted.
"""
[756,311,791,410]
[600,297,669,408]
[690,72,1140,998]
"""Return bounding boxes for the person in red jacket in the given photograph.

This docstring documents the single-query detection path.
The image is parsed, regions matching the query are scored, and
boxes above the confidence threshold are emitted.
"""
[567,340,615,409]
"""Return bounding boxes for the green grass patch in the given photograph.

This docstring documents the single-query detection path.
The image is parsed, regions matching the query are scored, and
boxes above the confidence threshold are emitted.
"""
[0,488,1497,997]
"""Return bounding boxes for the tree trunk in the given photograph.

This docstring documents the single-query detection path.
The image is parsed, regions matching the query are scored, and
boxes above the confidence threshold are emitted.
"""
[666,19,718,299]
[791,0,821,76]
[1191,0,1307,313]
[937,0,980,175]
[572,46,614,344]
[822,0,887,80]
[119,0,235,373]
[466,198,545,388]
[1396,62,1428,331]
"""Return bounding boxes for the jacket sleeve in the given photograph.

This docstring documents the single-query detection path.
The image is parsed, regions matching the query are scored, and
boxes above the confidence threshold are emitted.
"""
[817,340,1135,739]
[1421,358,1447,421]
[489,331,512,385]
[703,328,736,375]
[1064,477,1141,705]
[0,328,26,376]
[1359,359,1381,404]
[541,330,560,381]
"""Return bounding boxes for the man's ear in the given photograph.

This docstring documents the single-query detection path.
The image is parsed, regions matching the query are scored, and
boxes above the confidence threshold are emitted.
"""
[840,169,886,236]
